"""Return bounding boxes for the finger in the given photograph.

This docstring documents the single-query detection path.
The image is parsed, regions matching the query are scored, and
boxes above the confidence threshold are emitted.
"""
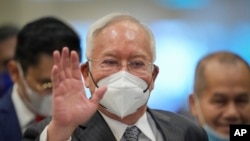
[53,50,63,82]
[90,86,107,104]
[71,51,81,80]
[62,47,71,78]
[53,50,61,66]
[57,47,66,80]
[51,65,59,92]
[54,49,66,82]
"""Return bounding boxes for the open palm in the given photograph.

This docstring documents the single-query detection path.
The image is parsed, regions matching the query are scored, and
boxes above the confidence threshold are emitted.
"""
[51,47,106,129]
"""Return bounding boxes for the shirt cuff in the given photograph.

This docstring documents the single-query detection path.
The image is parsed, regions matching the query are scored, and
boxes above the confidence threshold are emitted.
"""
[40,125,72,141]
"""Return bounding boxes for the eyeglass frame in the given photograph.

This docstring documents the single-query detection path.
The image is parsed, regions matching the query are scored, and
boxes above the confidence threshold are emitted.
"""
[33,81,52,93]
[17,62,52,94]
[87,58,155,77]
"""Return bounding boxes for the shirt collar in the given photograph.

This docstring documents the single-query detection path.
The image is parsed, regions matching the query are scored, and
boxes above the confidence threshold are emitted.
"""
[135,112,156,141]
[100,111,156,141]
[12,84,35,133]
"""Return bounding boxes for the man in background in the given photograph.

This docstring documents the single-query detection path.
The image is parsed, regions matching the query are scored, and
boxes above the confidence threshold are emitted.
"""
[0,25,19,98]
[189,51,250,141]
[0,17,81,141]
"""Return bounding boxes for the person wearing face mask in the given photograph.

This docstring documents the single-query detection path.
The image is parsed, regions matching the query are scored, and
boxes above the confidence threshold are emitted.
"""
[23,12,208,141]
[189,51,250,141]
[0,17,82,141]
[0,25,19,98]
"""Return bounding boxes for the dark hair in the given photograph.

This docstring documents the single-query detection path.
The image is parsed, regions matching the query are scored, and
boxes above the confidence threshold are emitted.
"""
[14,16,82,73]
[0,24,19,41]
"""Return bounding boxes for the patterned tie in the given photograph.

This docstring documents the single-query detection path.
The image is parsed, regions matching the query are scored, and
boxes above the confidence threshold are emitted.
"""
[123,126,141,141]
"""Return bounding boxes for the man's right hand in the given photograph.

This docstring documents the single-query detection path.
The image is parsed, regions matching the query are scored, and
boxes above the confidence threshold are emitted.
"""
[47,47,107,141]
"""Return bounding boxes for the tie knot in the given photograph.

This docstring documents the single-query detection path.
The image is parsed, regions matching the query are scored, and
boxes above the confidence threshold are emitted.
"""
[123,126,141,141]
[35,115,45,122]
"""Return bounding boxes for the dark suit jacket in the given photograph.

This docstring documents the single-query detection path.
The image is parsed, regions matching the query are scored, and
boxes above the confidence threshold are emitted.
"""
[0,88,23,141]
[23,109,208,141]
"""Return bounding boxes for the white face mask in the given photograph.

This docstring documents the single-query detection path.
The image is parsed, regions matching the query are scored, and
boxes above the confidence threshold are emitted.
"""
[203,124,229,141]
[95,71,150,118]
[17,63,52,117]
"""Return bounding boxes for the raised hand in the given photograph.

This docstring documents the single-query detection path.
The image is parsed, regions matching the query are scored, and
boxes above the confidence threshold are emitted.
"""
[47,47,107,141]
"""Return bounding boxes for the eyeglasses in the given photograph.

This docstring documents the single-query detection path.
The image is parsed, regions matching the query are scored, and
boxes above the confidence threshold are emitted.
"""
[23,78,53,95]
[88,58,154,77]
[17,62,52,94]
[34,82,52,94]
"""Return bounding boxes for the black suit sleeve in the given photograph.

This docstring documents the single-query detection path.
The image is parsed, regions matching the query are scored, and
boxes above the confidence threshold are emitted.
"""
[22,117,51,141]
[184,124,208,141]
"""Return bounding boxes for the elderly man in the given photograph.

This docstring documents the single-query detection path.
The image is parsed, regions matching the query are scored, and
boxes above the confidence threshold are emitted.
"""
[23,12,208,141]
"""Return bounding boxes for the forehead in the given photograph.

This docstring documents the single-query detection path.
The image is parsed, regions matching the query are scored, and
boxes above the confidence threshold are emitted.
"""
[25,54,54,79]
[203,61,250,97]
[91,20,152,60]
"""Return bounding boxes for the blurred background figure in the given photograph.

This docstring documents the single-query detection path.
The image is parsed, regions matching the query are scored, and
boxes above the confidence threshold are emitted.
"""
[0,24,19,98]
[0,17,81,141]
[189,51,250,141]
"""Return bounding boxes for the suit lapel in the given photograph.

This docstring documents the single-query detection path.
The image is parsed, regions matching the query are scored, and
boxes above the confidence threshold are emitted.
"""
[73,109,185,141]
[0,90,22,141]
[75,112,116,141]
[147,109,183,141]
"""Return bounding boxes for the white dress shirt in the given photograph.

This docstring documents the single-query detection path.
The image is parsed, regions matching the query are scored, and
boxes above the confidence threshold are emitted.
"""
[100,112,156,141]
[12,84,36,133]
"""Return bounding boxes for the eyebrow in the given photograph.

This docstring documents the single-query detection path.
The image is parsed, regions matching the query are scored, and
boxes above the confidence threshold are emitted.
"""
[130,54,148,60]
[236,93,250,98]
[212,93,226,98]
[212,92,250,99]
[101,51,149,60]
[102,52,118,58]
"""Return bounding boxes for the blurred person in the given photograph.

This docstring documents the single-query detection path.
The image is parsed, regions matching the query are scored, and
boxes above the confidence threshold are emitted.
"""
[0,17,81,141]
[23,12,208,141]
[189,51,250,141]
[0,25,19,98]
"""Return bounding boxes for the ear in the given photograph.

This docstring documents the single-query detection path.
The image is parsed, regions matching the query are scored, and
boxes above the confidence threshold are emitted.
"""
[7,60,20,83]
[149,65,159,90]
[189,93,198,117]
[152,65,159,81]
[80,62,90,88]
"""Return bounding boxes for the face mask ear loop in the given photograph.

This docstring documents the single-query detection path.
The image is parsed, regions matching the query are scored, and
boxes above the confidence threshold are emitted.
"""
[16,62,29,87]
[194,94,207,125]
[87,62,108,108]
[143,64,155,93]
[16,62,32,91]
[143,79,151,93]
[16,62,25,78]
[87,62,99,88]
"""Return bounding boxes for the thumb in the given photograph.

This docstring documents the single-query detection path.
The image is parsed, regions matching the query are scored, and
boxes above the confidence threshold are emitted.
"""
[90,86,107,104]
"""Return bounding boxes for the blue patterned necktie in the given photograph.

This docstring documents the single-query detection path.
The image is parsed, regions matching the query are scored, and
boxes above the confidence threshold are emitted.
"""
[123,126,141,141]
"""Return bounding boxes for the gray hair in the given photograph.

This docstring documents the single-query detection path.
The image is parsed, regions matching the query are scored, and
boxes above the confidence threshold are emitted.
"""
[85,12,156,62]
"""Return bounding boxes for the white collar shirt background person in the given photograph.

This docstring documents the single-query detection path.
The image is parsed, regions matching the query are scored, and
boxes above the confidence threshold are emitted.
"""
[12,84,36,133]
